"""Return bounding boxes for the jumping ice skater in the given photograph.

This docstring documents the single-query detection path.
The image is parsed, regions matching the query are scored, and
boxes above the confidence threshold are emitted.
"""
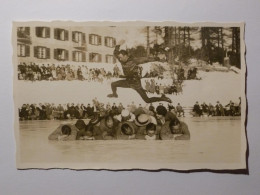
[107,40,172,103]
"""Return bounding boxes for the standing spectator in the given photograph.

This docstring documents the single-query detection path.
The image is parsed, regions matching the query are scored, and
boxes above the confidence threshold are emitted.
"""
[150,79,155,94]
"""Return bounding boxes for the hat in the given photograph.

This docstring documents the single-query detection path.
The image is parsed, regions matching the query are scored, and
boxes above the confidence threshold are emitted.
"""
[135,114,151,127]
[121,121,136,135]
[61,125,72,135]
[75,119,87,130]
[89,114,101,126]
[156,105,167,116]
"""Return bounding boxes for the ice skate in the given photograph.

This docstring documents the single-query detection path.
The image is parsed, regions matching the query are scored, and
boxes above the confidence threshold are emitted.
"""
[107,93,118,98]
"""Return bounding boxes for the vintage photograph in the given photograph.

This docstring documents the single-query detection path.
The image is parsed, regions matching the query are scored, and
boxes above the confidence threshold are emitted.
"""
[13,21,246,170]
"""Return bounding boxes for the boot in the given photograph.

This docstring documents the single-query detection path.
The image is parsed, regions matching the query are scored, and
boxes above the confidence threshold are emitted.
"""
[161,94,172,103]
[107,93,118,98]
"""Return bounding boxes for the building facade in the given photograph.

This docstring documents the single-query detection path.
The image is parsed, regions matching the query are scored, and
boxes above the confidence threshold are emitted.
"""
[16,25,117,65]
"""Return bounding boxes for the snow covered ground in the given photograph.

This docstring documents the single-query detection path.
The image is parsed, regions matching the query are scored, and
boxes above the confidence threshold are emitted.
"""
[15,69,242,108]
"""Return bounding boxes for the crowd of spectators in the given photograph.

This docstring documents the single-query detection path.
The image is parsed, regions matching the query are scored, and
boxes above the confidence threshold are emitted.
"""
[18,98,241,141]
[170,67,199,81]
[18,62,200,83]
[18,62,123,82]
[19,100,169,121]
[192,99,241,117]
[19,99,190,141]
[144,79,183,95]
[43,101,190,141]
[19,98,241,121]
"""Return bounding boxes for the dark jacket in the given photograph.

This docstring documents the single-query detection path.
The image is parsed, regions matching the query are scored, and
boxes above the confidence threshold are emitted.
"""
[114,45,154,79]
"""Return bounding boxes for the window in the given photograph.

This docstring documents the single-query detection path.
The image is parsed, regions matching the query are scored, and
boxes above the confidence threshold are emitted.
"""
[72,51,86,62]
[34,46,50,59]
[106,55,116,63]
[89,34,101,45]
[89,53,102,63]
[17,44,30,57]
[35,27,50,38]
[105,37,116,47]
[54,28,69,41]
[72,31,86,43]
[17,27,30,38]
[54,48,69,61]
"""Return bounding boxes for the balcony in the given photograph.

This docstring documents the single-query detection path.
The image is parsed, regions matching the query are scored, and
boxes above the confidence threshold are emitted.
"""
[73,41,87,51]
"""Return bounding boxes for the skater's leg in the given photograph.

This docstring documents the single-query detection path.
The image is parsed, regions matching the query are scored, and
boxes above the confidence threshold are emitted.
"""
[135,87,172,103]
[108,79,130,97]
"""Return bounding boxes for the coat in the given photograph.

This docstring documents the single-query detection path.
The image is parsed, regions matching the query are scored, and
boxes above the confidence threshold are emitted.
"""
[160,121,190,140]
[114,45,155,79]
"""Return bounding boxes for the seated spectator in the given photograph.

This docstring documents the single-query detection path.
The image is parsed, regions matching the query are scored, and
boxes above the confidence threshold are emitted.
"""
[192,101,202,117]
[117,103,124,114]
[111,103,119,115]
[208,103,215,116]
[149,103,155,113]
[176,103,185,117]
[201,102,208,115]
[168,103,175,112]
[85,103,94,118]
[128,102,137,113]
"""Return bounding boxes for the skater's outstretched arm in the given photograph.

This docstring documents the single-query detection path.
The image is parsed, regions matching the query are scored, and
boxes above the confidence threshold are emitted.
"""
[133,56,156,65]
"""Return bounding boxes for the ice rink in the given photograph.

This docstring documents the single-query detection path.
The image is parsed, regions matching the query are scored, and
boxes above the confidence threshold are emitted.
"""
[17,116,243,170]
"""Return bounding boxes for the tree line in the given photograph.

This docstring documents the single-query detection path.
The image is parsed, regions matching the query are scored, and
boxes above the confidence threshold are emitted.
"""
[127,26,241,68]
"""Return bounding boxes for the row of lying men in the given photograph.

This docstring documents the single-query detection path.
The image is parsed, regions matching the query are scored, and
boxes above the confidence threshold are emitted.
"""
[48,105,190,141]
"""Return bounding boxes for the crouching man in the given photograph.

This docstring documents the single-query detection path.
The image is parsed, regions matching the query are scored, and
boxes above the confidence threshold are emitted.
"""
[48,124,78,141]
[160,117,190,140]
[116,121,137,140]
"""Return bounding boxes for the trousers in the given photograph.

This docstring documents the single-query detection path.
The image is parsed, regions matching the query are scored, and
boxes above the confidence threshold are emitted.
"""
[111,79,165,103]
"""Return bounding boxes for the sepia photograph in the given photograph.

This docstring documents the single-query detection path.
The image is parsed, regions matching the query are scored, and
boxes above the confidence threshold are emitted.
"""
[13,21,247,170]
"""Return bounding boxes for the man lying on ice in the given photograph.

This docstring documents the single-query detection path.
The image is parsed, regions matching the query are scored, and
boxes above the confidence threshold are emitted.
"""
[107,40,172,104]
